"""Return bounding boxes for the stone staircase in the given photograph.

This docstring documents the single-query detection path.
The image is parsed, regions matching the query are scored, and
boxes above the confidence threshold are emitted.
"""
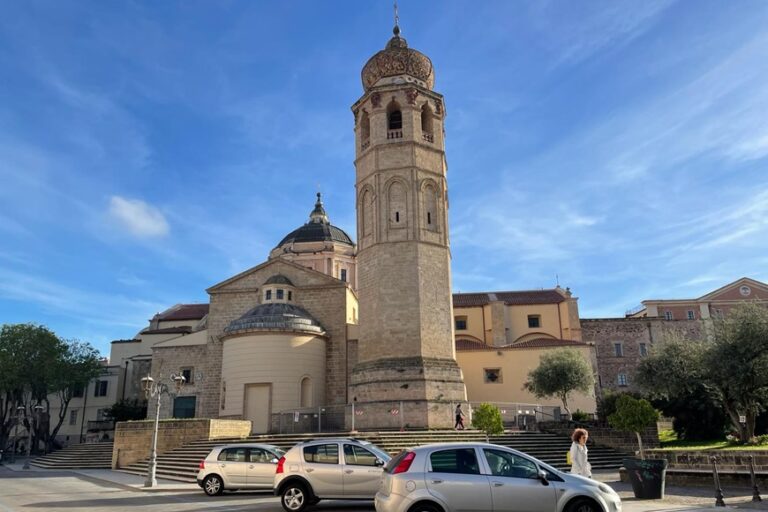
[30,442,113,469]
[117,430,626,482]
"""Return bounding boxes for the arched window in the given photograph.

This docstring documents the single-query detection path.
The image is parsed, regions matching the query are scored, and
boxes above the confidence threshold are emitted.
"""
[387,101,402,130]
[421,104,433,134]
[300,377,313,408]
[361,189,374,236]
[424,182,438,231]
[389,181,407,226]
[360,110,370,141]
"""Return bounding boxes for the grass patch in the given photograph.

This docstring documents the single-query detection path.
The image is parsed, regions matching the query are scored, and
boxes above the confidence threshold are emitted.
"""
[657,430,768,451]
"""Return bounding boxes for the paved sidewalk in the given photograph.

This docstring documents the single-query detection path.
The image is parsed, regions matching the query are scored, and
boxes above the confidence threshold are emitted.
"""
[1,458,200,492]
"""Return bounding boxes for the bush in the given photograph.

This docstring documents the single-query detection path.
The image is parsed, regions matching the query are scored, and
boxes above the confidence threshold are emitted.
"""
[597,391,644,423]
[571,409,591,422]
[471,403,504,439]
[650,386,729,441]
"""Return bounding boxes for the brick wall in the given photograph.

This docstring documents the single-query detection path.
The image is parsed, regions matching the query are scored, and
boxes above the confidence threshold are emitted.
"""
[647,450,768,471]
[112,418,251,469]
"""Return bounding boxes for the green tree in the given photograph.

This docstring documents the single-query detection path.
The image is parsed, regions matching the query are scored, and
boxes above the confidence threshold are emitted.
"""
[608,394,659,460]
[0,324,102,453]
[637,303,768,443]
[524,349,595,419]
[471,402,504,442]
[103,399,148,423]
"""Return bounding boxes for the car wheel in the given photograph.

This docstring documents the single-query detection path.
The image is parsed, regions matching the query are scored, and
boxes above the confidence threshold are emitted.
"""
[281,482,309,512]
[203,474,224,496]
[409,503,442,512]
[567,498,601,512]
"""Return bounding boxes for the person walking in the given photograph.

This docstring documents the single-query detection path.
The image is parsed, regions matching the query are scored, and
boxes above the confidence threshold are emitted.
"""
[454,404,466,430]
[570,428,592,478]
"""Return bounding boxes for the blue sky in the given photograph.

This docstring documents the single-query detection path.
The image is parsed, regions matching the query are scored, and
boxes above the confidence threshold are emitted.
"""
[2,1,767,356]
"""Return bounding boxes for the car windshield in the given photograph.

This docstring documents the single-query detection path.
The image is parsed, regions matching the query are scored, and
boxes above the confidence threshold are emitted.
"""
[361,442,391,462]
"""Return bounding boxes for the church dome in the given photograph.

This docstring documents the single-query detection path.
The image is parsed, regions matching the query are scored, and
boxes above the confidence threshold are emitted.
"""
[276,193,354,248]
[225,303,325,336]
[361,27,434,92]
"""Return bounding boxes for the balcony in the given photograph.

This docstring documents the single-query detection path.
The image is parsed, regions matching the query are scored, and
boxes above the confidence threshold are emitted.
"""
[387,129,403,140]
[87,420,115,432]
[422,132,434,143]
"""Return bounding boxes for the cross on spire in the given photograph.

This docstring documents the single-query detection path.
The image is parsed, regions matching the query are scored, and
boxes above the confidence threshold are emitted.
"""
[393,0,401,35]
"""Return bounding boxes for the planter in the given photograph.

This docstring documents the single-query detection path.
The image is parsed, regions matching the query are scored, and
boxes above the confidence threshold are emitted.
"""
[623,458,668,499]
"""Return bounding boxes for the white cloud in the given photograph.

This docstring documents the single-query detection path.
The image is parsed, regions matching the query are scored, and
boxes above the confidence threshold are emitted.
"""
[108,196,169,238]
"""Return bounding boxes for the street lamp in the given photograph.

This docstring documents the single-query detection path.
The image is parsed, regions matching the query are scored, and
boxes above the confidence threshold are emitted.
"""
[11,406,24,464]
[22,404,44,470]
[141,373,186,488]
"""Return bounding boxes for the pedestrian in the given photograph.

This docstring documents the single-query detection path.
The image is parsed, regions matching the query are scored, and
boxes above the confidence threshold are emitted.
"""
[570,428,592,478]
[455,404,466,430]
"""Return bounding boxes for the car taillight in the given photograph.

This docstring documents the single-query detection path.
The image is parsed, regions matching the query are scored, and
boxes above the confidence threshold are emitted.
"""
[392,452,415,474]
[276,456,286,474]
[198,460,205,470]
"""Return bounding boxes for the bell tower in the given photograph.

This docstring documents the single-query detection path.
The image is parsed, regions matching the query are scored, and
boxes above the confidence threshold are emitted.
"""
[350,21,466,428]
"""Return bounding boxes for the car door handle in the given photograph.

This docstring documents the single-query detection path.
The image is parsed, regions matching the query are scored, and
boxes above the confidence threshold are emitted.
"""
[344,469,354,474]
[306,468,314,473]
[431,479,443,484]
[493,482,504,487]
[249,465,255,469]
[220,464,226,468]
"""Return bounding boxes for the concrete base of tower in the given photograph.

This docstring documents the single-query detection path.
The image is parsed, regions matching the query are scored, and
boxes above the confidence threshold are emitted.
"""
[349,356,467,429]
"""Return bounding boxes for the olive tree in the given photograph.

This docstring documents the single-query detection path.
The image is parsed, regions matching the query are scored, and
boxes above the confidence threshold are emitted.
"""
[524,349,595,419]
[637,303,768,443]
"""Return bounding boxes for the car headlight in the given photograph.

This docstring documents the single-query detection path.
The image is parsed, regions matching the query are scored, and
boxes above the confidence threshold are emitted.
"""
[597,483,616,495]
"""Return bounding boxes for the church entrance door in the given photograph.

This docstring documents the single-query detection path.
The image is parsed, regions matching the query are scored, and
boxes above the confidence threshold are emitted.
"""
[244,383,271,434]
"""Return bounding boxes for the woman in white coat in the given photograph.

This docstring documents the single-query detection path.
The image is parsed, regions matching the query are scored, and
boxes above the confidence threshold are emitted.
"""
[570,428,592,478]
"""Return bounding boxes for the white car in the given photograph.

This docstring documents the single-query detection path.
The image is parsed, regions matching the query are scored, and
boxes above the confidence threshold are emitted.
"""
[197,443,285,496]
[375,442,622,512]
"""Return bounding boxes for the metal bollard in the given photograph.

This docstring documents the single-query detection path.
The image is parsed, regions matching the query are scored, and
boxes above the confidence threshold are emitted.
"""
[711,456,726,507]
[749,455,762,502]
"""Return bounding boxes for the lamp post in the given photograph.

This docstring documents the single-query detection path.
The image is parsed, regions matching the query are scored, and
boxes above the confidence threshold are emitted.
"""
[141,373,186,488]
[22,404,44,470]
[11,406,24,464]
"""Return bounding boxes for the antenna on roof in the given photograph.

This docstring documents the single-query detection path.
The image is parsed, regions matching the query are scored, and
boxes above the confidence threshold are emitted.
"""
[556,274,560,287]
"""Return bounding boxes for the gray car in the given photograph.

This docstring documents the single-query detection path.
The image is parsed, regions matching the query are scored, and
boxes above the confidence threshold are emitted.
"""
[273,437,392,511]
[375,442,622,512]
[197,443,285,496]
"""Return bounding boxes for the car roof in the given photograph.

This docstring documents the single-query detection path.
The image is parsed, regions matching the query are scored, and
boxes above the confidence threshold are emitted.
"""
[408,442,524,452]
[209,443,283,451]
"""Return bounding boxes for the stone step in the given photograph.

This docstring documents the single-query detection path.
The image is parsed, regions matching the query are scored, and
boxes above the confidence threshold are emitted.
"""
[29,442,114,469]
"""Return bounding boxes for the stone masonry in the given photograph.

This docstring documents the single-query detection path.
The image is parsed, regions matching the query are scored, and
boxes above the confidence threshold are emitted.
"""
[583,317,705,394]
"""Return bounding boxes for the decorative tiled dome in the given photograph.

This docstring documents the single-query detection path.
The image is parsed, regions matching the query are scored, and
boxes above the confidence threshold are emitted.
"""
[361,27,434,92]
[225,303,325,335]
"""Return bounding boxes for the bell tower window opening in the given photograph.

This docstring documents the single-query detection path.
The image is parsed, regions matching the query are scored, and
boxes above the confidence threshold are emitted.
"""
[395,212,400,223]
[421,104,433,133]
[341,269,347,282]
[427,212,431,225]
[387,101,402,130]
[360,110,370,141]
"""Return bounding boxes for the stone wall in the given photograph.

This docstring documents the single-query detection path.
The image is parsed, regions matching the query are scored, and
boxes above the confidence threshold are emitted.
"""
[539,422,659,454]
[647,449,768,471]
[582,317,705,394]
[151,343,208,420]
[112,419,251,469]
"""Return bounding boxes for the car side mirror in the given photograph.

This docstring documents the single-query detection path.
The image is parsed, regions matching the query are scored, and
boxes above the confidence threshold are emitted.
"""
[271,458,279,464]
[538,469,550,486]
[375,458,386,467]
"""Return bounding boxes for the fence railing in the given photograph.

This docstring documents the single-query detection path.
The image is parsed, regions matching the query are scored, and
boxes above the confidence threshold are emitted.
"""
[271,401,563,434]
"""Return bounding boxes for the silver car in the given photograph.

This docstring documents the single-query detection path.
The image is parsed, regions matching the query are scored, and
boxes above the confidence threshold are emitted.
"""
[375,442,622,512]
[197,443,285,496]
[274,437,391,511]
